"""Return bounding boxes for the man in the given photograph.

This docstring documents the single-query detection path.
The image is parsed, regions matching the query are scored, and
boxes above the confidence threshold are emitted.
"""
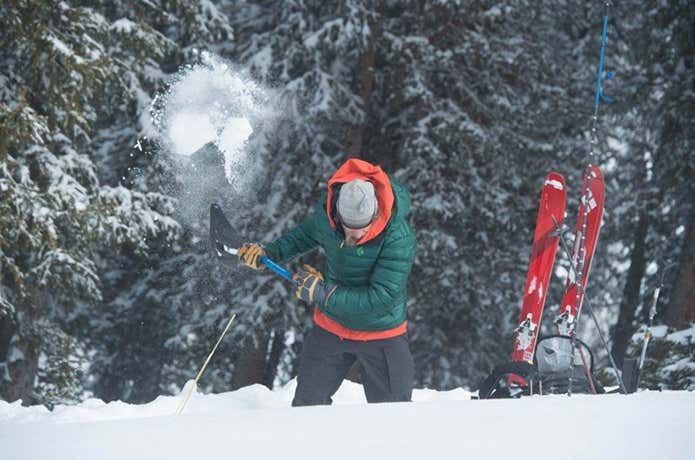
[238,158,416,406]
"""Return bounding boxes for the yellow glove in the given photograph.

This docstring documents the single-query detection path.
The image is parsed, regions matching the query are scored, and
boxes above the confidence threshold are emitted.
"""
[301,264,324,281]
[293,264,336,306]
[237,243,266,270]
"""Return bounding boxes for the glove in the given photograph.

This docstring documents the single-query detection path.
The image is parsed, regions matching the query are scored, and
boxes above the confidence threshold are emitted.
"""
[293,264,337,307]
[237,243,266,270]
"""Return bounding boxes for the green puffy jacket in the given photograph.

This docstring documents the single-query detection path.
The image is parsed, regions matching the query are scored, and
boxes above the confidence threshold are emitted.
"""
[264,178,416,331]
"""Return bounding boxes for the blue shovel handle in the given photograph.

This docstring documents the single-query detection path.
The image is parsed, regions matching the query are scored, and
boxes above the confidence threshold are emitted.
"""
[260,256,295,284]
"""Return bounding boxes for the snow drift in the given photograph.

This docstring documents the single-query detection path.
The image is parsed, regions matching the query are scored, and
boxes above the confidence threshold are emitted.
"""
[1,380,693,460]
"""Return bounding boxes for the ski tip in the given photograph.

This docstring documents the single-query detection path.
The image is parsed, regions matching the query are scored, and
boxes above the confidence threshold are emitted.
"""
[585,164,604,179]
[544,178,565,191]
[544,172,566,190]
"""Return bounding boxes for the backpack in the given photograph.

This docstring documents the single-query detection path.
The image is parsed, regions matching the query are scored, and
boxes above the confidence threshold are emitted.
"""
[478,335,604,399]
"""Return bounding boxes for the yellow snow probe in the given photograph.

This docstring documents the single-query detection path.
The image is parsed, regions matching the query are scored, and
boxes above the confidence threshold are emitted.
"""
[175,313,237,415]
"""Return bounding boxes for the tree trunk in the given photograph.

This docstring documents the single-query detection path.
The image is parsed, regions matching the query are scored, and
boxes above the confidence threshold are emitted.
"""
[0,317,40,405]
[262,329,285,388]
[345,34,375,158]
[0,314,18,400]
[2,337,39,404]
[231,334,269,390]
[0,289,45,404]
[0,312,12,363]
[665,208,695,329]
[611,210,649,368]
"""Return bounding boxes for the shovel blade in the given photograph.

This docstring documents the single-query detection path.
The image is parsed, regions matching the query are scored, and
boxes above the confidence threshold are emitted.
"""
[210,203,242,265]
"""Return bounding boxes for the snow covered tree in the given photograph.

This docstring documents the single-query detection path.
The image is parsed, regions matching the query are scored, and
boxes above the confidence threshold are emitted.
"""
[626,326,695,391]
[604,0,694,368]
[71,0,239,402]
[0,0,180,405]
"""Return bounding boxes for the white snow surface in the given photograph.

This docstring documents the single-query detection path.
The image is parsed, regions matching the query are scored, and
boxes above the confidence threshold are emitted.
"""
[1,380,693,460]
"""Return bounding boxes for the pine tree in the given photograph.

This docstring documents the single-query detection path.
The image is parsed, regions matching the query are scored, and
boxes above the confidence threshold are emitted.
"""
[606,0,694,368]
[0,0,181,404]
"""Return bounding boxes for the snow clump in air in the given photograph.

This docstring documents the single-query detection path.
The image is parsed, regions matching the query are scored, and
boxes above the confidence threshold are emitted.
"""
[151,52,270,186]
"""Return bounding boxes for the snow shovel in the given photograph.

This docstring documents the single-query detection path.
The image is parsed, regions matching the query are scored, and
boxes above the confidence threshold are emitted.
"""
[175,312,236,415]
[209,203,294,282]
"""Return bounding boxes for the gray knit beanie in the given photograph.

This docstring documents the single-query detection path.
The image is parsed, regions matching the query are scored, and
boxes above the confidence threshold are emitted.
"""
[337,179,377,229]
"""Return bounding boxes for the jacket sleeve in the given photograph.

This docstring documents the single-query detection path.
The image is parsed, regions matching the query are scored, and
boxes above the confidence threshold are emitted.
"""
[263,205,323,264]
[322,230,416,318]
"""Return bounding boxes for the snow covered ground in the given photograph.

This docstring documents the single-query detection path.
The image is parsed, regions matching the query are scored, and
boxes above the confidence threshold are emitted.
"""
[1,380,693,460]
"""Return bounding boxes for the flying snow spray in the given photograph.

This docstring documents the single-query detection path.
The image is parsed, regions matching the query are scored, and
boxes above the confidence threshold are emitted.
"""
[151,52,270,188]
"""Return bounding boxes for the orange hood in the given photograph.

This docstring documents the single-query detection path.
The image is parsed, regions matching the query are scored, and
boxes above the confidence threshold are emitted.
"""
[326,159,394,244]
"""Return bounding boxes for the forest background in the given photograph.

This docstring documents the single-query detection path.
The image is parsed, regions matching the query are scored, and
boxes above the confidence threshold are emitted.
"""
[0,0,693,406]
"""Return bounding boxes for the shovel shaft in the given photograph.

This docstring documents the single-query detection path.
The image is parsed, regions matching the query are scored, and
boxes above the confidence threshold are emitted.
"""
[261,256,295,283]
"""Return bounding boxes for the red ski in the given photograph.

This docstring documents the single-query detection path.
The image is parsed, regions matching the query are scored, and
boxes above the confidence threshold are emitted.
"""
[512,173,566,364]
[555,165,605,335]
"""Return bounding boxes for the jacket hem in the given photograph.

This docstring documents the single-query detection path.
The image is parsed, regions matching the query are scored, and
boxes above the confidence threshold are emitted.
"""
[313,308,407,341]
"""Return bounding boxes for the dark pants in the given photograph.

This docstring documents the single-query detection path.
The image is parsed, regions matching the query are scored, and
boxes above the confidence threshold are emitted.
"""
[292,326,415,406]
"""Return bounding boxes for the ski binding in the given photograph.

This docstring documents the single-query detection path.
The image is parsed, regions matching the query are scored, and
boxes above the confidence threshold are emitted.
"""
[515,314,537,351]
[554,308,575,335]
